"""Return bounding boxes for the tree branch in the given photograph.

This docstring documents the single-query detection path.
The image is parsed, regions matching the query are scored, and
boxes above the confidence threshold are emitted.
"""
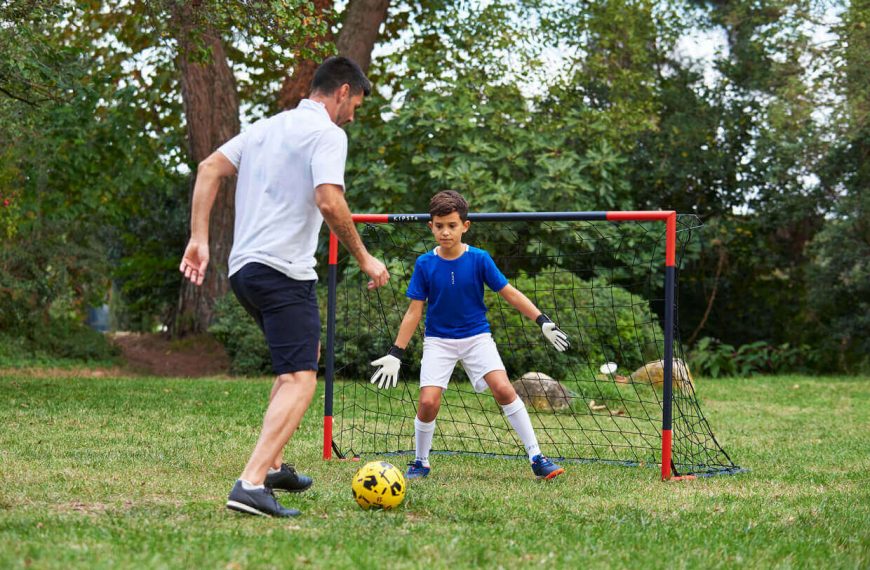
[687,241,727,346]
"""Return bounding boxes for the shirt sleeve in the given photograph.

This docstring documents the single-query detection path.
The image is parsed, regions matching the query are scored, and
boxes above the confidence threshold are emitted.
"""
[406,257,429,301]
[311,127,348,190]
[482,251,509,292]
[217,130,249,169]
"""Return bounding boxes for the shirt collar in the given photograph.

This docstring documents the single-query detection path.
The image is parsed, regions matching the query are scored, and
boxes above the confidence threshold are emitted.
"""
[298,98,331,121]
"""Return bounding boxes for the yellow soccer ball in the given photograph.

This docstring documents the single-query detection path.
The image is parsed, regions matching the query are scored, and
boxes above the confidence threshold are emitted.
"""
[351,461,406,510]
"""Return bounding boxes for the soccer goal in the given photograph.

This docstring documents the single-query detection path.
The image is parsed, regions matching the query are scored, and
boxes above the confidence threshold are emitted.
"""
[322,211,739,480]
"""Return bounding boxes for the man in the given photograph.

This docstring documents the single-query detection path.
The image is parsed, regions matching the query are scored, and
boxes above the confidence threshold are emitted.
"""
[179,56,389,518]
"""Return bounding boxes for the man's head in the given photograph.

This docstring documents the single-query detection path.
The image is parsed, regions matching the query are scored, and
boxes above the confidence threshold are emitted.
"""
[310,56,371,126]
[428,191,470,248]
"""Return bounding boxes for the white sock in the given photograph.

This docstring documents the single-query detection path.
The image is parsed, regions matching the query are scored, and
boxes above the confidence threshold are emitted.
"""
[414,416,436,467]
[239,479,265,491]
[501,398,541,461]
[267,467,280,475]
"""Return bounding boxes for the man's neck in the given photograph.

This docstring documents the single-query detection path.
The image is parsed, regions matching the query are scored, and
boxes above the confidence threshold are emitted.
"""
[308,94,338,124]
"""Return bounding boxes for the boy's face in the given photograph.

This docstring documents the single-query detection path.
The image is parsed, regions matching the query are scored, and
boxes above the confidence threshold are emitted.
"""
[429,211,470,249]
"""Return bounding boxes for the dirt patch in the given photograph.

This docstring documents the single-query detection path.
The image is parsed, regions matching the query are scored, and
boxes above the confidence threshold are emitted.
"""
[110,332,231,378]
[0,333,231,379]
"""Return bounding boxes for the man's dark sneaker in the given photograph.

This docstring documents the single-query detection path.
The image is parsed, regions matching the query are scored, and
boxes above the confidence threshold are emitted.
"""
[226,480,301,517]
[531,454,565,480]
[264,463,313,493]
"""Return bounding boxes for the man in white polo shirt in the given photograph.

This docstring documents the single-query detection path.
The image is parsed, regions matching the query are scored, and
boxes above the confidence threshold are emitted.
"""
[179,57,389,517]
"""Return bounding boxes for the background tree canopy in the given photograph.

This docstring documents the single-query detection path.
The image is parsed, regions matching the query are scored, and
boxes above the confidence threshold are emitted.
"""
[0,0,865,373]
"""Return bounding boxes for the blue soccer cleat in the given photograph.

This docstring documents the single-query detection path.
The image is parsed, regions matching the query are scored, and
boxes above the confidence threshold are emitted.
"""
[406,460,431,479]
[531,454,565,480]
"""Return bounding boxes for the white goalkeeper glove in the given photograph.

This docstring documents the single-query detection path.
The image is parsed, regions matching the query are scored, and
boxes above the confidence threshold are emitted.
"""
[370,345,404,389]
[536,313,570,352]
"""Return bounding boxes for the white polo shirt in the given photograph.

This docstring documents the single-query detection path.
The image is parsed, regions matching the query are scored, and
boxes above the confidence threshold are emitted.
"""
[219,99,348,281]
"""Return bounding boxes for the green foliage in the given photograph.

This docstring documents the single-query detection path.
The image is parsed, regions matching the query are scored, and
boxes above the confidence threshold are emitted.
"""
[805,189,870,372]
[1,0,861,375]
[208,294,271,376]
[0,323,119,366]
[688,337,814,378]
[346,1,652,218]
[0,220,109,331]
[803,1,870,373]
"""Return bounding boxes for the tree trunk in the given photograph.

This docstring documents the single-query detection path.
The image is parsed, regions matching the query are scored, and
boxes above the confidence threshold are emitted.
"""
[335,0,390,73]
[278,0,389,110]
[172,2,241,335]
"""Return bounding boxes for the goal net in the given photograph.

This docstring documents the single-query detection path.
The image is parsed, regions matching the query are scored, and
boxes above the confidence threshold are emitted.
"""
[323,212,738,479]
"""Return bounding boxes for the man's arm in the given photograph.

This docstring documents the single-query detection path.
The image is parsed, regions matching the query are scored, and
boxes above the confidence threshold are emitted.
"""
[315,183,389,289]
[497,284,542,321]
[179,151,238,286]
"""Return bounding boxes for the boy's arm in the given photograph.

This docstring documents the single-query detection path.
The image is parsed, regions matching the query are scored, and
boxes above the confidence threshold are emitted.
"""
[370,300,425,388]
[394,300,425,349]
[497,284,542,321]
[498,284,570,352]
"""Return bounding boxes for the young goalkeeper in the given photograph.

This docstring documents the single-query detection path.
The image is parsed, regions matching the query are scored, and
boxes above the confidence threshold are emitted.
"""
[369,190,570,480]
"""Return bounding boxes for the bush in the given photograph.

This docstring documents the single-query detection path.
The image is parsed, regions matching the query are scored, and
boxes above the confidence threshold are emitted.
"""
[209,294,271,376]
[0,320,119,366]
[688,337,817,378]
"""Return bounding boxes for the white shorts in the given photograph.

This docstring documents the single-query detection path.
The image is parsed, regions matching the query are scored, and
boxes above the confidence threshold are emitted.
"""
[420,333,506,393]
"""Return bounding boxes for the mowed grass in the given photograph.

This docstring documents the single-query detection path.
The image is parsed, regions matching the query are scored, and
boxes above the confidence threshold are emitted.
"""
[0,373,868,569]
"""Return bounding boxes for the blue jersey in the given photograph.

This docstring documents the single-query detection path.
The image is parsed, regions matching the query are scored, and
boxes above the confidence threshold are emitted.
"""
[406,245,509,339]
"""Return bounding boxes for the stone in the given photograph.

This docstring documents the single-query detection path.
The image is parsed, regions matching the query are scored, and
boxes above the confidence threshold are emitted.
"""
[628,359,695,389]
[512,372,573,411]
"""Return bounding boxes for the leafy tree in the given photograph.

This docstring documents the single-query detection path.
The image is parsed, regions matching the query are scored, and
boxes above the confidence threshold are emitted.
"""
[805,1,870,371]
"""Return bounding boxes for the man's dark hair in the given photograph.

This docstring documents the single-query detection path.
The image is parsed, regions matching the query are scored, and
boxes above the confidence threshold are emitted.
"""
[311,56,371,97]
[429,190,469,221]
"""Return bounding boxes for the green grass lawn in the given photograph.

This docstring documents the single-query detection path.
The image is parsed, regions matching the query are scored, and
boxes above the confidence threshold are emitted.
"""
[1,373,868,569]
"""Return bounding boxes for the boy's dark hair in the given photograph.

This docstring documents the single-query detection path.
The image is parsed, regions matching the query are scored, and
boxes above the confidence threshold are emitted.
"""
[429,190,469,221]
[311,56,371,97]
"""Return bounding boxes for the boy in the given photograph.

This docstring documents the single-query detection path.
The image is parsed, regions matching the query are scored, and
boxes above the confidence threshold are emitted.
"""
[369,190,570,480]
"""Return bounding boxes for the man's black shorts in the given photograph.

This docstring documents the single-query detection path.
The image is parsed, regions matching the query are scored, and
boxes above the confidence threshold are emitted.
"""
[229,262,319,375]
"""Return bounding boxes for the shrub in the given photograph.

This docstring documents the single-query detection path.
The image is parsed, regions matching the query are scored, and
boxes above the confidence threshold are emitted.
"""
[688,337,816,378]
[0,320,119,366]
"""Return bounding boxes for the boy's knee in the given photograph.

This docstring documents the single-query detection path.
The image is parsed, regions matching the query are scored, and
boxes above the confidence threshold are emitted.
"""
[418,397,439,412]
[491,383,516,405]
[418,393,441,417]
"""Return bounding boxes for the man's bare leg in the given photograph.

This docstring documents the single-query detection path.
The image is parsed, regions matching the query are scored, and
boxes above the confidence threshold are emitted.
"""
[240,370,317,485]
[266,377,285,470]
[267,343,321,470]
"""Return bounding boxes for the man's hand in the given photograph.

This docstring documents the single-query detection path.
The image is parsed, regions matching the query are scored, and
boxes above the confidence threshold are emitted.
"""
[536,313,570,352]
[370,345,404,388]
[360,254,389,290]
[180,239,209,286]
